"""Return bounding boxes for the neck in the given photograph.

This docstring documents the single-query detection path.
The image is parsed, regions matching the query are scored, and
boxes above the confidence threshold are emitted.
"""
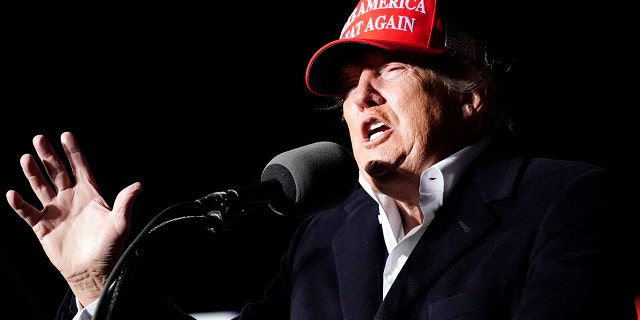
[395,201,424,233]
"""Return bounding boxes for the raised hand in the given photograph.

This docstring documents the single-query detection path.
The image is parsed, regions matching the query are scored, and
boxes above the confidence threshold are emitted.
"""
[5,131,142,307]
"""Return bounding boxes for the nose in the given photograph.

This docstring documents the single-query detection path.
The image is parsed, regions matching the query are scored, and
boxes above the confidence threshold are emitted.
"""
[348,69,385,110]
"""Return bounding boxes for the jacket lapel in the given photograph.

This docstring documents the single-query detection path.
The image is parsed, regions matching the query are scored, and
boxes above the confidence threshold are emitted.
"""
[333,193,386,320]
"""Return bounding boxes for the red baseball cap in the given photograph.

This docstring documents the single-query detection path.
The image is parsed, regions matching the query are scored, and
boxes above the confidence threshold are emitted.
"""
[305,0,480,97]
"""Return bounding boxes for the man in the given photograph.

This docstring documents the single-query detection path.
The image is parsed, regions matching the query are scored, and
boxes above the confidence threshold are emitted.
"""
[6,0,637,319]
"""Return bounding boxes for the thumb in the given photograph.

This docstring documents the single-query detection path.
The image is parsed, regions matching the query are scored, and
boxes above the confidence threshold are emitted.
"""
[112,182,142,223]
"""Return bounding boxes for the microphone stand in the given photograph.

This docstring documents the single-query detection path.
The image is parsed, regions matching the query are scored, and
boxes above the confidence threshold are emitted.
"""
[93,191,244,320]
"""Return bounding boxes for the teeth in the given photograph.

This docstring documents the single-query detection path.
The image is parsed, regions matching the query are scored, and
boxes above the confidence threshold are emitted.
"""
[370,131,383,141]
[368,121,385,141]
[369,122,384,130]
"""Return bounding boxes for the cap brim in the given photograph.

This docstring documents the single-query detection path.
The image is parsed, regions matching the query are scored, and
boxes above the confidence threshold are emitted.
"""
[305,39,448,97]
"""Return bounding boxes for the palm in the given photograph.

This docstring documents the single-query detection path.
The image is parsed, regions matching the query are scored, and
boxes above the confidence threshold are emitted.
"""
[36,181,125,280]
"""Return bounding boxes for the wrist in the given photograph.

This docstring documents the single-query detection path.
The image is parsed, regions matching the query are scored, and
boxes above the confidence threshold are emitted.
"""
[66,270,108,307]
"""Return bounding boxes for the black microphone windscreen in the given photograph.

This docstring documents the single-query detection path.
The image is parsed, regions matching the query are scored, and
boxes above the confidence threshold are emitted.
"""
[261,141,359,217]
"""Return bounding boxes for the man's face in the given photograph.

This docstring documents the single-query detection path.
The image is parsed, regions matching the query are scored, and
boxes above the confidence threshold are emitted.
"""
[339,51,467,199]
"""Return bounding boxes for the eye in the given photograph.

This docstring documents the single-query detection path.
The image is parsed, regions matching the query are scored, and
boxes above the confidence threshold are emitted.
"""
[338,79,359,100]
[379,62,411,81]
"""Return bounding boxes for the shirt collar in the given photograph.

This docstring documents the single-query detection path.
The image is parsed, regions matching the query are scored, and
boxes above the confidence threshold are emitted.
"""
[360,133,494,242]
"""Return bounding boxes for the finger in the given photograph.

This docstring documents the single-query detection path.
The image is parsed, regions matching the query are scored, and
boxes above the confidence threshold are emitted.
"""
[60,132,96,186]
[32,134,73,192]
[111,182,143,224]
[6,189,43,227]
[20,153,57,204]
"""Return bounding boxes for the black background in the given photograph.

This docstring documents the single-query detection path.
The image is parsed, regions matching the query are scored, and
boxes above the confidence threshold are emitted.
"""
[2,1,637,318]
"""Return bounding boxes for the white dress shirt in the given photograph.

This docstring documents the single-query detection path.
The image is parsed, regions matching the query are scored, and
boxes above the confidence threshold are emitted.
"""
[359,135,492,298]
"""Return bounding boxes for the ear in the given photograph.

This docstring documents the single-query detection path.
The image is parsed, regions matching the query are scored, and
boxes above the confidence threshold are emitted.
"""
[461,91,484,119]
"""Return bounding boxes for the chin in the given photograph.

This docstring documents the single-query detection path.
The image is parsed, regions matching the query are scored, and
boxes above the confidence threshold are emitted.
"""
[364,160,396,179]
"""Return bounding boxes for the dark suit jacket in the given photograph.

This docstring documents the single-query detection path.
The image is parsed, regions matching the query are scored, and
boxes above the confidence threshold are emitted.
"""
[234,134,638,319]
[57,133,639,319]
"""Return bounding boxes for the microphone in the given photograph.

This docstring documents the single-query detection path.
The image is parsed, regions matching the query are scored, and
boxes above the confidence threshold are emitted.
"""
[94,141,359,320]
[198,141,359,217]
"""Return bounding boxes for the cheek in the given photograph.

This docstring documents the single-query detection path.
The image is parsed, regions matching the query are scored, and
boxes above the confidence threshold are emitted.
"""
[396,91,436,126]
[342,104,359,132]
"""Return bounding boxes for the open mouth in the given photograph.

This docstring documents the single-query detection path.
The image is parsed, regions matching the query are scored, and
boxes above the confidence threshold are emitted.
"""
[364,119,390,142]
